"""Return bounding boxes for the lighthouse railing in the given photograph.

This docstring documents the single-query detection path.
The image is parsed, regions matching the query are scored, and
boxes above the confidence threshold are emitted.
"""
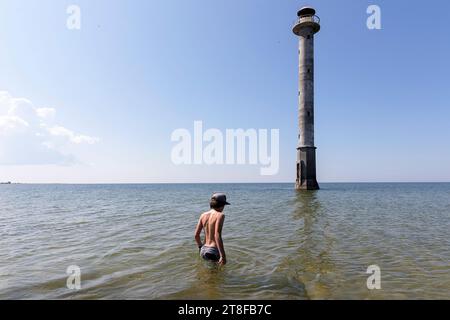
[293,15,320,28]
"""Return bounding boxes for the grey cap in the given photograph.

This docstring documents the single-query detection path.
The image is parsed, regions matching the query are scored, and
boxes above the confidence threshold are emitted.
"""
[211,193,230,205]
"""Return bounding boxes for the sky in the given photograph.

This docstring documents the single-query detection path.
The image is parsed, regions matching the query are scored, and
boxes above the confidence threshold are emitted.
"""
[0,0,449,183]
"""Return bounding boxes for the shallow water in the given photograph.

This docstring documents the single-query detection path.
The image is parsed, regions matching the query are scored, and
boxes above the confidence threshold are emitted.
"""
[0,183,449,299]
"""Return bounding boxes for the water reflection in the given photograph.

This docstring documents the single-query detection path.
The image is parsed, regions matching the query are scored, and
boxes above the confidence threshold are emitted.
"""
[162,257,226,300]
[292,191,321,221]
[192,260,226,299]
[282,191,337,299]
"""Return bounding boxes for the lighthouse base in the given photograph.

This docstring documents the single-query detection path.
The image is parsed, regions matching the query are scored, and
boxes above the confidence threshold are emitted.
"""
[296,147,320,191]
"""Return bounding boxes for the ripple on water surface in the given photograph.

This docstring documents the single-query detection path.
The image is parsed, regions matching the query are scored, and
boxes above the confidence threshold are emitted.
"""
[0,183,449,299]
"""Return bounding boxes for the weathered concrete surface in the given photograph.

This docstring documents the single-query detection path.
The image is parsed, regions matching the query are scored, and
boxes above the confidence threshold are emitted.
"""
[296,147,319,190]
[293,9,320,191]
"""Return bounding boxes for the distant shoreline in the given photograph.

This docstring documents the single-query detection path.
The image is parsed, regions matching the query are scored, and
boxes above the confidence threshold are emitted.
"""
[1,182,449,185]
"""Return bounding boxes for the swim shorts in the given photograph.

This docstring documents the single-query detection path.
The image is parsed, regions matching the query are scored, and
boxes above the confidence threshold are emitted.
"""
[200,246,220,262]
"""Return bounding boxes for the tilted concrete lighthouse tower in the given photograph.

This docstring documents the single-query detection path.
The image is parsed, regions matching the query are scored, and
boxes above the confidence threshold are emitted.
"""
[293,7,320,190]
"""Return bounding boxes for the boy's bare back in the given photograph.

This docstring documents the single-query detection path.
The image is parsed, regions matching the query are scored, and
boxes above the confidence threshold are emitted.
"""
[200,210,224,248]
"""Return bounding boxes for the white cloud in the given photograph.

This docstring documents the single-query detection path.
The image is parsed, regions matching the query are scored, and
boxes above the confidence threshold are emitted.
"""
[36,107,56,120]
[0,91,100,165]
[0,115,29,133]
[47,126,100,145]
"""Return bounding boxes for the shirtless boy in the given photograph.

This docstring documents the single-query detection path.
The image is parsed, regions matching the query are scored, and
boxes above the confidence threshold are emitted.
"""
[194,193,229,265]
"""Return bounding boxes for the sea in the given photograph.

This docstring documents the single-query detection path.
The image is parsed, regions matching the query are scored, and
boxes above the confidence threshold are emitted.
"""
[0,183,449,299]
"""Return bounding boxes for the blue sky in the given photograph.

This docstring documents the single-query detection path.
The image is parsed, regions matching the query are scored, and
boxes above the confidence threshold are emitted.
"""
[0,0,449,183]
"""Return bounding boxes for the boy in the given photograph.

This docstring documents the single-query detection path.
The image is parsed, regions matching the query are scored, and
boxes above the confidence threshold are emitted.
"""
[194,193,229,265]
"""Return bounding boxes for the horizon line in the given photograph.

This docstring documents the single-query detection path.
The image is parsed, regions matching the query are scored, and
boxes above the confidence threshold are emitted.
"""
[2,181,450,185]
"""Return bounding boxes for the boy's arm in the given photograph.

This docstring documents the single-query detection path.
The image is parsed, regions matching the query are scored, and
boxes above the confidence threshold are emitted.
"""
[215,214,226,264]
[194,215,204,248]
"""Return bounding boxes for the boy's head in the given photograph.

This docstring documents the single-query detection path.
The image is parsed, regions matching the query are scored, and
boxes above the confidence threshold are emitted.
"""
[210,193,230,211]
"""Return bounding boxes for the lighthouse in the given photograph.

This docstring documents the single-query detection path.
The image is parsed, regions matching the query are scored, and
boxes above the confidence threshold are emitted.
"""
[293,7,320,190]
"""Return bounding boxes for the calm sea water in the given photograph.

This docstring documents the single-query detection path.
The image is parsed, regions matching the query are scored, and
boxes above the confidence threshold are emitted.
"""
[0,183,449,300]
